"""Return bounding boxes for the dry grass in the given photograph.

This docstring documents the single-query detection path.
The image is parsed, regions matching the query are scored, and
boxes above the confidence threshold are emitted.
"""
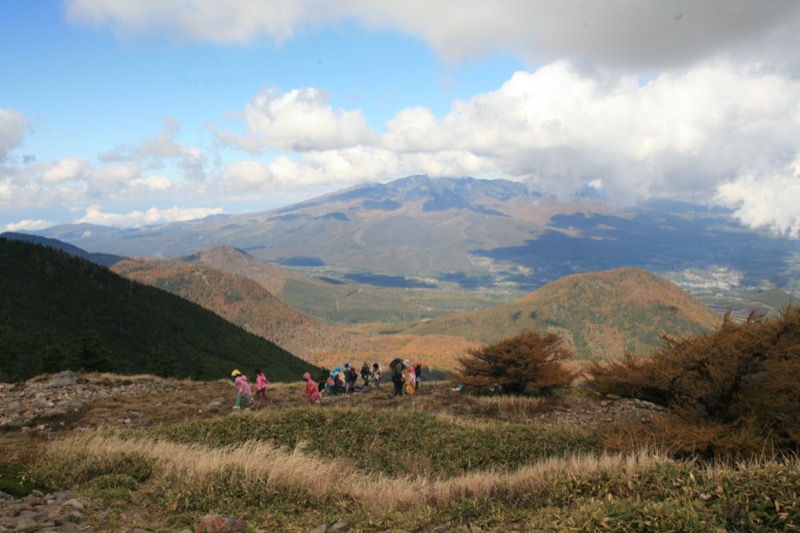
[43,431,673,510]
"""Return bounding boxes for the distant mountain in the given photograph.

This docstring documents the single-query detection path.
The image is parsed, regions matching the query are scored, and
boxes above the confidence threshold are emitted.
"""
[34,176,799,295]
[396,268,722,361]
[111,254,370,364]
[0,237,322,382]
[0,231,126,267]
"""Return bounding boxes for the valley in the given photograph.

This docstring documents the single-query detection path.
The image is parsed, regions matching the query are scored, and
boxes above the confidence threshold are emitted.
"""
[4,176,798,377]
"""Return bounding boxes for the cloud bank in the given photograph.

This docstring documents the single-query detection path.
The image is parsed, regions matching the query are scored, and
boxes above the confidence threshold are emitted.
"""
[3,1,799,236]
[65,0,800,70]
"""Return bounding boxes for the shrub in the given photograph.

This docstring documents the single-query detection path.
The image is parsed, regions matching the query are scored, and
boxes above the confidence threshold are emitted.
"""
[454,330,578,394]
[587,307,800,457]
[0,462,47,497]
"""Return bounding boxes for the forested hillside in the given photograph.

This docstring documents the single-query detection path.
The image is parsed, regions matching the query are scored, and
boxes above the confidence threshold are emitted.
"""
[0,238,323,382]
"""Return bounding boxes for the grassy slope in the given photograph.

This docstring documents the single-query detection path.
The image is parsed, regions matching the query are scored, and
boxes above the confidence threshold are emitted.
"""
[11,376,799,532]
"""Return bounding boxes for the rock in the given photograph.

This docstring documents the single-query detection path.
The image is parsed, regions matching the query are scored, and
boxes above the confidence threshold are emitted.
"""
[0,490,92,533]
[62,499,84,511]
[328,520,350,532]
[13,517,40,532]
[308,526,327,533]
[195,514,245,533]
[67,399,85,411]
[46,372,81,388]
[42,407,69,418]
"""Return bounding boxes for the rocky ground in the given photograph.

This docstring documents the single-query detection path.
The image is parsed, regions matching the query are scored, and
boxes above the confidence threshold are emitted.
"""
[0,372,670,532]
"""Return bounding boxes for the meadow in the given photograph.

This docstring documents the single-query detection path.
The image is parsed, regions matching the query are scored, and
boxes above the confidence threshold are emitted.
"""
[6,376,800,532]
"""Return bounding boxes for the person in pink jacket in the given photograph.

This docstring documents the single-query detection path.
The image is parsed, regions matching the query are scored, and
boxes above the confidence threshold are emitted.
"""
[231,369,252,410]
[254,368,270,404]
[303,372,321,405]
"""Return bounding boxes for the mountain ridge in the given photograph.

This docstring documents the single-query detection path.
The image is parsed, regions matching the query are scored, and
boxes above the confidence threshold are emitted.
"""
[33,176,799,297]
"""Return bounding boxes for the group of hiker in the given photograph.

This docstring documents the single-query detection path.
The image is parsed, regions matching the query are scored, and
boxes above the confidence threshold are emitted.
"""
[325,361,383,394]
[230,360,424,409]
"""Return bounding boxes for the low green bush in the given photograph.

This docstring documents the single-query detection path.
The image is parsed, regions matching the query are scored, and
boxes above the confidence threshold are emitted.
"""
[31,451,153,491]
[151,407,596,478]
[0,461,47,497]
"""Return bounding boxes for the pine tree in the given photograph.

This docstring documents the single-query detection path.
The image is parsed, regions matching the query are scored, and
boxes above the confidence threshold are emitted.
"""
[455,330,577,394]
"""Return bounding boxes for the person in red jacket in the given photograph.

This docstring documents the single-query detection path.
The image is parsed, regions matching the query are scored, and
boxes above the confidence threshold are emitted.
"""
[303,372,321,404]
[254,368,270,404]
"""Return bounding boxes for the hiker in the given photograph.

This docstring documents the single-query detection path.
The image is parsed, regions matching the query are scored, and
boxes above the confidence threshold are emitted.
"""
[414,362,422,391]
[303,372,321,404]
[390,358,405,396]
[343,362,358,393]
[403,359,415,396]
[230,369,252,410]
[254,368,270,404]
[370,362,381,389]
[360,361,371,387]
[328,367,343,395]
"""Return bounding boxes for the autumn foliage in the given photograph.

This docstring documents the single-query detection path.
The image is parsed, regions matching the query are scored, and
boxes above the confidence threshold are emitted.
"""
[455,330,578,394]
[587,306,800,457]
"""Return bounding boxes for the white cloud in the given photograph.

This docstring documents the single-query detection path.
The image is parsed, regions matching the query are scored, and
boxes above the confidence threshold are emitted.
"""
[65,0,800,70]
[418,61,800,203]
[220,159,273,193]
[219,60,800,214]
[716,158,800,238]
[89,161,142,193]
[235,87,374,151]
[101,117,207,181]
[76,204,223,228]
[2,219,57,232]
[0,109,28,161]
[206,124,263,154]
[131,174,173,191]
[40,157,92,184]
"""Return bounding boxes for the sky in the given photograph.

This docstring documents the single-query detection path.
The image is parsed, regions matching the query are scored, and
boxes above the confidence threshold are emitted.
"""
[2,1,800,237]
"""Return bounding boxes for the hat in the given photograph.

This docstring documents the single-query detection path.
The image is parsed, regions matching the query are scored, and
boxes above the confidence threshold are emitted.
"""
[344,362,350,367]
[303,372,311,380]
[403,359,411,367]
[231,369,241,377]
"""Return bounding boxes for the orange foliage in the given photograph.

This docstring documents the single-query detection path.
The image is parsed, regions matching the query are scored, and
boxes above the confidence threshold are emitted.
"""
[454,330,578,394]
[588,307,800,457]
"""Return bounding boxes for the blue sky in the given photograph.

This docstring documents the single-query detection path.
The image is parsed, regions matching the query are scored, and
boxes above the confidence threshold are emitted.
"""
[2,0,800,237]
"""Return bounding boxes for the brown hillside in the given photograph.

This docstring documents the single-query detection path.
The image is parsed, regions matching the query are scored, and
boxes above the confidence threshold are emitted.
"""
[311,332,480,374]
[112,259,367,364]
[158,245,306,295]
[401,267,722,362]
